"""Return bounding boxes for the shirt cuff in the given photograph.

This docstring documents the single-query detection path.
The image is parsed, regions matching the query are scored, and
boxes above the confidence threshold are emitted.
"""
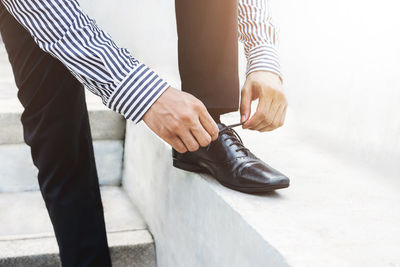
[246,44,282,81]
[106,63,170,123]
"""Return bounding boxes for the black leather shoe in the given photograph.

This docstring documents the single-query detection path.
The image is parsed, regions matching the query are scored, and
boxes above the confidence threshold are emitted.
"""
[172,123,290,193]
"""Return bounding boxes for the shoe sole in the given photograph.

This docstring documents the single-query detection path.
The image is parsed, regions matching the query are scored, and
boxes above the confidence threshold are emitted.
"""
[173,159,289,194]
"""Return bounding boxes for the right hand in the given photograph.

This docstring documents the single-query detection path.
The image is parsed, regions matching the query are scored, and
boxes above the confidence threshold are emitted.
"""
[142,87,219,153]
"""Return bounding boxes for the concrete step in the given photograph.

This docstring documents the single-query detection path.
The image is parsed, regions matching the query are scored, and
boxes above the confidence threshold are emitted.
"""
[0,140,123,192]
[0,96,126,145]
[0,90,126,145]
[0,45,126,192]
[0,186,155,266]
[122,112,400,267]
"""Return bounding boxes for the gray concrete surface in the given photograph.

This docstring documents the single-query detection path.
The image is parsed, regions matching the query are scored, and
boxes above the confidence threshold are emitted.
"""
[0,140,123,192]
[0,187,155,267]
[0,186,146,238]
[0,230,155,267]
[0,107,125,145]
[122,116,400,267]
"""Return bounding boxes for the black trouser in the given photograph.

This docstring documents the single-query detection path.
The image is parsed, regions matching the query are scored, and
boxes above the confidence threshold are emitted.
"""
[0,0,238,265]
[0,6,111,267]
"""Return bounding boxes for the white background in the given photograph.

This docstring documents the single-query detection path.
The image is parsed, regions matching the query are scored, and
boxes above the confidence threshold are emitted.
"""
[81,0,400,179]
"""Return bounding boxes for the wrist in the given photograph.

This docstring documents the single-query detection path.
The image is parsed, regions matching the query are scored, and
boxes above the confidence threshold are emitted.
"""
[248,70,283,85]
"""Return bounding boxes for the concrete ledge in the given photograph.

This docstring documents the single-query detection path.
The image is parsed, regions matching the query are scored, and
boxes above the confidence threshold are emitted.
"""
[0,140,123,192]
[122,122,288,267]
[122,117,400,267]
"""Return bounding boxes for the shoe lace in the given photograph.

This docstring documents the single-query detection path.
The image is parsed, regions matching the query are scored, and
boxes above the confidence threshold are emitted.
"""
[215,122,249,155]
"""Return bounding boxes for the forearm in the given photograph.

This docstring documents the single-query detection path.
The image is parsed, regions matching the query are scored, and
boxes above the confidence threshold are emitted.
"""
[1,0,169,123]
[238,0,281,79]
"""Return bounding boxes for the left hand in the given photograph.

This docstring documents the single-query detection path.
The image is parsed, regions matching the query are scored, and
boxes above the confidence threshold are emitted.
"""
[240,71,288,132]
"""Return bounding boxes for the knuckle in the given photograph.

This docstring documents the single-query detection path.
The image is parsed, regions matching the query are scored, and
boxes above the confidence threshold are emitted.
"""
[212,133,219,141]
[199,134,211,147]
[195,100,205,110]
[170,122,179,132]
[199,141,208,147]
[163,130,173,139]
[212,128,219,138]
[191,101,201,111]
[180,114,191,122]
[204,135,212,146]
[276,89,284,97]
[181,113,194,126]
[176,146,187,154]
[277,91,287,103]
[188,143,200,152]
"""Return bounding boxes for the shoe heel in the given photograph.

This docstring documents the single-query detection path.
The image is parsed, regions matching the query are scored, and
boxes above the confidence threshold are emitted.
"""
[173,158,209,174]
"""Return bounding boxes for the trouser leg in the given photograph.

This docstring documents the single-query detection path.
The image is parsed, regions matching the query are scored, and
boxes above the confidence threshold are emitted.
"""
[0,6,111,267]
[175,0,240,115]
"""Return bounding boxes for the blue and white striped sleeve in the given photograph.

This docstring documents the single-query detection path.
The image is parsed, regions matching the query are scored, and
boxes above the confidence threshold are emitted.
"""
[238,0,282,80]
[1,0,170,123]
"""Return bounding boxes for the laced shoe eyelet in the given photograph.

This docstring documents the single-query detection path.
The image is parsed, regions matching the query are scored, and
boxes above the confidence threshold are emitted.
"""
[218,124,250,156]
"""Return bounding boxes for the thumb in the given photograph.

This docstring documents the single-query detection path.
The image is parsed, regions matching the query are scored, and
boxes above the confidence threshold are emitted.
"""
[240,87,252,123]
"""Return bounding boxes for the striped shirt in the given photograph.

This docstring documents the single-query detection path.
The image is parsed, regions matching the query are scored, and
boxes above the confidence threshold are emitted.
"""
[1,0,280,123]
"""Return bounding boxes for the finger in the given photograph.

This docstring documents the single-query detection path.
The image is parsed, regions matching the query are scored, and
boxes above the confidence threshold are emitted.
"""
[240,86,252,123]
[272,105,286,128]
[280,105,288,125]
[191,120,212,147]
[244,97,272,129]
[198,107,219,141]
[179,131,200,152]
[166,136,187,153]
[259,105,285,132]
[254,100,280,131]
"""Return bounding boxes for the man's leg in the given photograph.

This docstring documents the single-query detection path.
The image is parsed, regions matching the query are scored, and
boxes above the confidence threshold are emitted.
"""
[0,6,111,267]
[175,0,240,121]
[173,1,290,193]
